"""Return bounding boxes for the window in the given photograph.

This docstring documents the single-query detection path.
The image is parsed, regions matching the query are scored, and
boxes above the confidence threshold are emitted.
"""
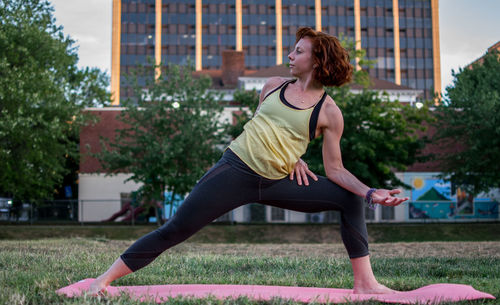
[250,203,266,222]
[219,4,226,14]
[258,4,266,14]
[270,207,285,221]
[249,4,257,14]
[138,3,146,13]
[209,24,217,34]
[324,211,340,223]
[415,28,423,38]
[216,212,231,222]
[365,207,375,220]
[179,3,187,14]
[381,206,395,220]
[209,4,217,14]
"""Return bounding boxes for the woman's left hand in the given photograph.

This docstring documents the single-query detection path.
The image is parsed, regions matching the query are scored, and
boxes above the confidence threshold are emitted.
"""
[290,158,318,186]
[371,189,409,206]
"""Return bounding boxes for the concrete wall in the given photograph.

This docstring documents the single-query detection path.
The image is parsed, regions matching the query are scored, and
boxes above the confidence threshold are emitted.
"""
[78,173,142,221]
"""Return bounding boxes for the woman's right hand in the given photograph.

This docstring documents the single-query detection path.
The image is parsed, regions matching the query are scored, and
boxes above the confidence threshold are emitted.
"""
[371,189,409,206]
[290,158,318,186]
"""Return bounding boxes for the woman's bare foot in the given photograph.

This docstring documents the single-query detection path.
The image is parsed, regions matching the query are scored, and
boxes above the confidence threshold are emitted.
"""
[353,282,398,294]
[86,257,132,296]
[87,278,109,296]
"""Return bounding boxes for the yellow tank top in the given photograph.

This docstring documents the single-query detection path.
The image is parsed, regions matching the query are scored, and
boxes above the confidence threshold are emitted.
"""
[228,80,326,179]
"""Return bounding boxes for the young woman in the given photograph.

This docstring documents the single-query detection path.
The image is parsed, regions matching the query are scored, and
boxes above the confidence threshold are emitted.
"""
[88,27,408,295]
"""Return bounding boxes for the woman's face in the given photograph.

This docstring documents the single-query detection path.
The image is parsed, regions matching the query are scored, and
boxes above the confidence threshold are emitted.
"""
[288,37,315,77]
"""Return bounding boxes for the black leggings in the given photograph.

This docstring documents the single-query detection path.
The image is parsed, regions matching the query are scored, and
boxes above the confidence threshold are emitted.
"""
[121,149,369,272]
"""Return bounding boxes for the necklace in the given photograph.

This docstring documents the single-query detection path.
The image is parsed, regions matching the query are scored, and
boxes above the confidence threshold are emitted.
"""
[289,82,324,104]
[300,91,323,103]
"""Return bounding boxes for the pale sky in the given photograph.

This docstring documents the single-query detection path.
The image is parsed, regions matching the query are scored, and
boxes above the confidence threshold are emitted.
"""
[50,0,500,95]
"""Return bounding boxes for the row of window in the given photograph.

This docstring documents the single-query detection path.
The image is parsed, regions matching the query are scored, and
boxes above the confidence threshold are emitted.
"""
[120,0,431,10]
[121,12,432,28]
[267,206,395,222]
[366,47,433,59]
[368,57,434,69]
[403,78,434,90]
[361,37,433,49]
[119,45,433,71]
[120,54,275,69]
[368,67,434,79]
[361,27,433,38]
[120,35,433,56]
[120,23,310,37]
[120,53,433,77]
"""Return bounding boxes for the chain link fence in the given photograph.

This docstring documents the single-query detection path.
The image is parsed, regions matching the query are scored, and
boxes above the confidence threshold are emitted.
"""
[0,199,400,225]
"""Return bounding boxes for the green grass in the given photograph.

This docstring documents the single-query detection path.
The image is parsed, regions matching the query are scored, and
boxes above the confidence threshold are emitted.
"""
[0,239,498,304]
[1,222,499,242]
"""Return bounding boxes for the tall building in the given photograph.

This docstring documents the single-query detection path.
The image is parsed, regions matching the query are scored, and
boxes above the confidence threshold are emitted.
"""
[112,0,441,104]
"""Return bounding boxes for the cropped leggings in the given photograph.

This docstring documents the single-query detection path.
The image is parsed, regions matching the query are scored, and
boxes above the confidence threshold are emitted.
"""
[121,149,369,272]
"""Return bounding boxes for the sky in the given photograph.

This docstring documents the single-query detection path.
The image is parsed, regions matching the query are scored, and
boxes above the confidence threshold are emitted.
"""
[50,0,500,95]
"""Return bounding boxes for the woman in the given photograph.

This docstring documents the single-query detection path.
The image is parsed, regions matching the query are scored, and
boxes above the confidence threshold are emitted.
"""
[88,27,408,295]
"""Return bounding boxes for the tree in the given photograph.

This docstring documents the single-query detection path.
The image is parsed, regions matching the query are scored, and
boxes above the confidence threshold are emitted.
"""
[434,50,500,194]
[95,63,227,223]
[302,86,432,189]
[0,0,110,201]
[226,88,260,140]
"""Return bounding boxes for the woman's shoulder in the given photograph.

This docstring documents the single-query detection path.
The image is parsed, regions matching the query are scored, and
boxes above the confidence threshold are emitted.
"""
[318,95,343,129]
[265,76,288,87]
[261,77,288,95]
[323,95,341,115]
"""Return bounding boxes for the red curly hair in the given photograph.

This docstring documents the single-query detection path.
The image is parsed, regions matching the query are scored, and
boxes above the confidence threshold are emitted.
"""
[295,27,353,87]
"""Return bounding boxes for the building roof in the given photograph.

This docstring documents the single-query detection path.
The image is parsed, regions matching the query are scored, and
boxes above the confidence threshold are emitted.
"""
[468,40,500,67]
[488,41,500,52]
[192,69,256,89]
[244,64,293,78]
[242,64,415,91]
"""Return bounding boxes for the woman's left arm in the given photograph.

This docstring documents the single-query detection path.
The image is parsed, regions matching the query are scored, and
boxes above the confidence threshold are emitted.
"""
[321,102,408,206]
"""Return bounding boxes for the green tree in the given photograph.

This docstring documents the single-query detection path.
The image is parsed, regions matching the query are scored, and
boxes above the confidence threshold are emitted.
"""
[95,63,226,223]
[302,86,432,189]
[226,88,260,139]
[434,50,500,194]
[0,0,110,201]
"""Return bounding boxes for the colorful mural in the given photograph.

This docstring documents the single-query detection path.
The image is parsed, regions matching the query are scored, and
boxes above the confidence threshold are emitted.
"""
[407,176,498,220]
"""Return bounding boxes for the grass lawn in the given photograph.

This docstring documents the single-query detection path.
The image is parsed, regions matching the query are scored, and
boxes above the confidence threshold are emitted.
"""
[0,238,498,304]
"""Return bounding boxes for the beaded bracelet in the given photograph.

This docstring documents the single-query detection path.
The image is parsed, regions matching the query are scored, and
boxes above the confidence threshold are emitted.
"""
[365,188,377,210]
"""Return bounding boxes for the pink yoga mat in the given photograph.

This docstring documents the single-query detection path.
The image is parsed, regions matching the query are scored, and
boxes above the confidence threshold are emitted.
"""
[57,278,495,304]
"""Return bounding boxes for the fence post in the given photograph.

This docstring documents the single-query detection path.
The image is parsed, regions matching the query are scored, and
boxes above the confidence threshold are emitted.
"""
[131,204,134,226]
[80,200,84,226]
[30,202,33,225]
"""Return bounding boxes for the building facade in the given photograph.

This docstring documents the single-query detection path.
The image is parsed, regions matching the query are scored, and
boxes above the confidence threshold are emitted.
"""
[112,0,441,104]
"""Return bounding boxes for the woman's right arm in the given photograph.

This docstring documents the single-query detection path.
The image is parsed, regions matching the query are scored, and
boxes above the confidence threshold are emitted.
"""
[321,99,408,206]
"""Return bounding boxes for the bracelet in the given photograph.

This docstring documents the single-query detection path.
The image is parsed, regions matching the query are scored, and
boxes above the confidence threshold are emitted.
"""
[365,188,377,210]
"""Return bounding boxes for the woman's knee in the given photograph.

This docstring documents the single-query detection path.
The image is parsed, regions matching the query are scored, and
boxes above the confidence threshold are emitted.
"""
[155,218,193,242]
[341,192,365,215]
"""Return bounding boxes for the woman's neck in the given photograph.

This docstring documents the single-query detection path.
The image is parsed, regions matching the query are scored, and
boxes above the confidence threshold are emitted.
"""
[293,74,323,93]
